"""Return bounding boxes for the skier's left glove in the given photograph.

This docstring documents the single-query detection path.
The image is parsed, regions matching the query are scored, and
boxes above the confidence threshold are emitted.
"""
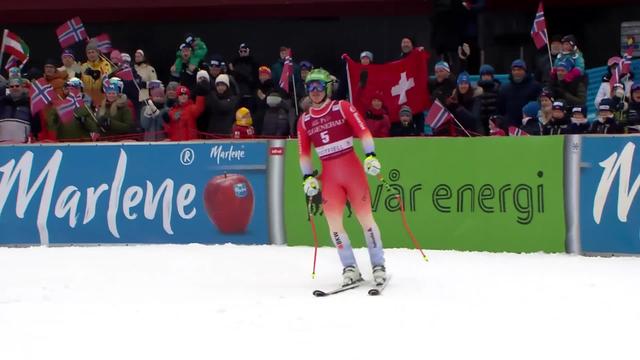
[302,174,320,197]
[364,152,381,176]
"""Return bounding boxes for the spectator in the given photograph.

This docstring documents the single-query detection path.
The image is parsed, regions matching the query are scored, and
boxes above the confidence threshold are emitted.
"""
[165,81,179,108]
[364,92,391,138]
[271,46,302,93]
[360,51,373,65]
[498,59,542,127]
[206,74,240,136]
[230,43,259,111]
[299,95,312,114]
[568,105,590,134]
[429,61,456,105]
[538,88,554,125]
[261,89,295,137]
[594,56,635,111]
[110,51,141,124]
[254,66,275,134]
[399,37,415,59]
[140,80,168,141]
[166,84,207,140]
[543,100,570,135]
[477,64,501,134]
[47,78,98,141]
[390,105,418,136]
[134,49,158,102]
[81,40,113,107]
[0,76,34,143]
[589,98,621,134]
[96,77,134,139]
[555,35,585,75]
[58,49,81,81]
[232,107,256,139]
[488,115,508,136]
[625,83,640,133]
[535,35,562,85]
[171,34,208,85]
[446,71,484,135]
[520,101,543,135]
[43,58,68,98]
[549,57,586,107]
[208,56,224,81]
[300,61,313,82]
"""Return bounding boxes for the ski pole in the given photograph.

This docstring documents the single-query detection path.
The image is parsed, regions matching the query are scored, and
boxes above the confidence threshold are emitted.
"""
[307,196,320,278]
[376,174,428,262]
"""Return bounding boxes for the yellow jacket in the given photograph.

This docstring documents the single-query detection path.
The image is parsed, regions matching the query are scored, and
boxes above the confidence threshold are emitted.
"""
[81,58,113,106]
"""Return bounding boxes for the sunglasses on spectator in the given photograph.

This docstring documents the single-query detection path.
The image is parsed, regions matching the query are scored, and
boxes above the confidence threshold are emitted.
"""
[9,85,22,88]
[306,81,326,93]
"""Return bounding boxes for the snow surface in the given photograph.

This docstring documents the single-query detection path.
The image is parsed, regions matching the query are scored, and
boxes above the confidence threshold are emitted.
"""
[0,244,639,360]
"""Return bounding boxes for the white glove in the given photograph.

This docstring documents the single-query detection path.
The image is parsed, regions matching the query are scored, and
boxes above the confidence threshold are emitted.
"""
[364,154,381,176]
[144,99,159,117]
[303,175,320,196]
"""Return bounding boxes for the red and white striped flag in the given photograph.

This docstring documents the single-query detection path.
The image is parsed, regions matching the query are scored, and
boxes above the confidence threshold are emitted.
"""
[425,99,454,130]
[56,17,88,49]
[2,29,30,62]
[29,78,56,115]
[279,49,293,93]
[530,2,548,50]
[92,33,112,54]
[508,126,529,136]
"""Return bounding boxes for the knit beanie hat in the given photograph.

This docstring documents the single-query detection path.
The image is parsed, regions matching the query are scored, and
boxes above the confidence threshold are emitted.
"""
[259,66,271,76]
[148,80,165,98]
[197,70,210,82]
[552,100,566,111]
[215,74,230,87]
[86,40,99,52]
[399,105,412,117]
[479,64,495,75]
[457,71,471,85]
[235,107,253,126]
[556,58,575,71]
[511,59,527,70]
[176,85,190,97]
[522,101,540,118]
[571,106,587,116]
[121,53,131,63]
[539,88,554,101]
[434,61,450,73]
[360,51,373,61]
[166,81,180,92]
[61,49,75,60]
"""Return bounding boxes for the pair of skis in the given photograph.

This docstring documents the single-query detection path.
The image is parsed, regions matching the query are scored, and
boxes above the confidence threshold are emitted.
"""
[312,275,391,297]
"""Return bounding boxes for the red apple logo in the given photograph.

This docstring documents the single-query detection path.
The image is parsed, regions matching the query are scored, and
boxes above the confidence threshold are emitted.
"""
[203,173,254,233]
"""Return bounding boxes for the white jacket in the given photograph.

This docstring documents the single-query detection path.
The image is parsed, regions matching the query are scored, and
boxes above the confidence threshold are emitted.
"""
[594,77,634,109]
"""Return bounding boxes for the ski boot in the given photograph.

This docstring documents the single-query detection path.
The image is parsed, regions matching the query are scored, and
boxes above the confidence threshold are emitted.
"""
[372,265,386,286]
[342,266,363,287]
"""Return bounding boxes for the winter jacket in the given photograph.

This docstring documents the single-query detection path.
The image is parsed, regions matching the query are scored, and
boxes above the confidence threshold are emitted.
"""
[231,56,259,97]
[58,63,82,81]
[47,95,99,141]
[232,124,255,139]
[140,101,168,141]
[520,117,543,136]
[448,87,485,136]
[428,76,456,105]
[262,99,295,137]
[206,90,239,135]
[594,72,635,110]
[477,79,501,133]
[568,122,590,134]
[589,117,621,134]
[166,96,206,141]
[45,71,68,98]
[549,71,587,107]
[96,94,135,138]
[498,74,543,127]
[81,58,113,106]
[271,59,302,93]
[555,50,586,74]
[364,108,391,138]
[389,122,418,137]
[0,91,34,143]
[542,116,570,135]
[625,99,640,132]
[173,38,208,75]
[134,63,158,101]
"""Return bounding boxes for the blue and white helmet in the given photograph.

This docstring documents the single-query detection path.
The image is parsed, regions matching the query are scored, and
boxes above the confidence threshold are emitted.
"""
[103,77,123,94]
[65,77,84,90]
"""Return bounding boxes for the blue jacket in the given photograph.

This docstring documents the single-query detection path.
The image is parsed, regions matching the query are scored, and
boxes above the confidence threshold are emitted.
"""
[0,90,35,142]
[498,74,542,127]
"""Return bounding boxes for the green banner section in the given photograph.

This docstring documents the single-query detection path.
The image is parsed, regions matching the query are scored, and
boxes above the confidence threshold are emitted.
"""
[284,136,566,253]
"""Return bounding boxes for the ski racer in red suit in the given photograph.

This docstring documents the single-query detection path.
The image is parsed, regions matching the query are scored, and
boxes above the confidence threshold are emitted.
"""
[297,69,386,287]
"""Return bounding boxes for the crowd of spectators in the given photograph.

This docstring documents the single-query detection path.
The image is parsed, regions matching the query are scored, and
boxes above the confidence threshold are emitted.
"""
[0,30,639,143]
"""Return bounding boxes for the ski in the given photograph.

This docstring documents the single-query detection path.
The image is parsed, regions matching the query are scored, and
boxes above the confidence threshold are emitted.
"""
[367,275,391,296]
[312,280,362,297]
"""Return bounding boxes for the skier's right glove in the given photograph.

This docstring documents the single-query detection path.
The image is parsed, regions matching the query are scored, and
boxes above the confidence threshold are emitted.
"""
[364,153,381,176]
[302,174,320,197]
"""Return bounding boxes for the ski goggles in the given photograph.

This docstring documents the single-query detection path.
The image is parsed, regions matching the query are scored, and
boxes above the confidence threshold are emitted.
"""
[306,81,326,93]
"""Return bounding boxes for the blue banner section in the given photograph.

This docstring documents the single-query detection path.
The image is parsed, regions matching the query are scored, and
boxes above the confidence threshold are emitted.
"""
[580,136,640,254]
[0,142,269,245]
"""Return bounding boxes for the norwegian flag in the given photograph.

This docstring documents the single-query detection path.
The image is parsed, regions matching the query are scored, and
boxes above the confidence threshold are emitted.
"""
[621,46,633,75]
[530,2,548,50]
[116,65,134,81]
[609,61,621,96]
[4,55,22,72]
[92,33,112,54]
[425,99,454,130]
[56,17,88,49]
[55,95,82,124]
[508,126,529,136]
[279,49,293,93]
[29,78,56,115]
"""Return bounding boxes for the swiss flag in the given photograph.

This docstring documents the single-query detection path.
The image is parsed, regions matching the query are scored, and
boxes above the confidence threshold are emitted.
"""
[344,49,430,121]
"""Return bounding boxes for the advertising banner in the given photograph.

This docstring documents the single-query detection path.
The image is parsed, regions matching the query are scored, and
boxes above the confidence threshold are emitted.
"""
[580,136,640,254]
[284,137,565,253]
[0,142,269,245]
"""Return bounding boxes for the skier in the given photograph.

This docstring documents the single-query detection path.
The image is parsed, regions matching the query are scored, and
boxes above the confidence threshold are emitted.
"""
[297,68,386,287]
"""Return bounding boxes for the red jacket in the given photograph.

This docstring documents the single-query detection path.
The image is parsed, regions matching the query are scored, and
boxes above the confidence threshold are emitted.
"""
[232,124,255,139]
[166,96,206,141]
[364,108,391,138]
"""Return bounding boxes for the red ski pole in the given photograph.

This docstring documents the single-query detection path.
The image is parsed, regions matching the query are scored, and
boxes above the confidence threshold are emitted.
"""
[307,196,320,278]
[376,174,428,262]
